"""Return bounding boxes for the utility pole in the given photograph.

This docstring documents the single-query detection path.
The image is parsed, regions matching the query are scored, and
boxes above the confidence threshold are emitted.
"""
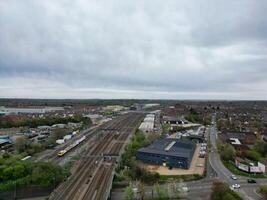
[53,177,56,190]
[14,181,17,200]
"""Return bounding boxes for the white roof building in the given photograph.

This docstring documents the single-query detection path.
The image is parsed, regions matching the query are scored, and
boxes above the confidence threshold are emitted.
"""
[139,114,155,133]
[230,138,242,145]
[0,106,64,115]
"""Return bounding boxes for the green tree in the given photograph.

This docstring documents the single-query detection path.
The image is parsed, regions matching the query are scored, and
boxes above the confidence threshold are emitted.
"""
[0,158,68,191]
[14,137,27,153]
[245,150,261,161]
[12,164,27,179]
[155,183,168,199]
[220,144,236,161]
[254,141,267,157]
[124,184,134,200]
[211,180,242,200]
[52,128,67,140]
[162,124,171,135]
[31,162,66,187]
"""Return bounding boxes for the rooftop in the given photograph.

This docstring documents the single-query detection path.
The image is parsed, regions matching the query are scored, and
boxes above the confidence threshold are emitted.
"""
[139,121,154,131]
[220,132,256,145]
[230,138,242,145]
[137,138,196,159]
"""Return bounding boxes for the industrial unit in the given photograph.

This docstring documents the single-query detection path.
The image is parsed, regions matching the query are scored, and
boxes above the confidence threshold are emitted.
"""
[0,106,64,115]
[136,138,196,169]
[139,113,155,133]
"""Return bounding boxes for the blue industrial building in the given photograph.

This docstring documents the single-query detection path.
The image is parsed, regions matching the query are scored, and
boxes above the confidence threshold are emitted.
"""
[136,138,196,169]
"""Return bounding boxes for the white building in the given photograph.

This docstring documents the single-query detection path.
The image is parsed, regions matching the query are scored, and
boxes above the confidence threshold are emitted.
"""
[0,106,64,115]
[139,113,155,133]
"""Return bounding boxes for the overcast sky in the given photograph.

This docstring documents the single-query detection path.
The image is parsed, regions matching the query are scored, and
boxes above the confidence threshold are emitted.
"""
[0,0,267,99]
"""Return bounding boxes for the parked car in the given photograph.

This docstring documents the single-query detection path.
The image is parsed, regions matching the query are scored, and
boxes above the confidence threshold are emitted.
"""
[47,144,55,149]
[247,179,257,183]
[232,184,241,189]
[181,186,189,192]
[230,175,237,180]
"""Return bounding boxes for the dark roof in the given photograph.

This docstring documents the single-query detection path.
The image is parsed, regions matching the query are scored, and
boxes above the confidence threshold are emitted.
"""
[137,138,195,159]
[162,116,186,122]
[220,132,256,144]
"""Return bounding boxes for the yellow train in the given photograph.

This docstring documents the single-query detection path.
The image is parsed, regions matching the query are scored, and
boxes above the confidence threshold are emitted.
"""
[57,136,86,157]
[57,150,67,156]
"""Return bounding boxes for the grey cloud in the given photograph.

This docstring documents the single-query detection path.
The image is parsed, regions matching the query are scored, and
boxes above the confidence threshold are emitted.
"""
[0,0,267,99]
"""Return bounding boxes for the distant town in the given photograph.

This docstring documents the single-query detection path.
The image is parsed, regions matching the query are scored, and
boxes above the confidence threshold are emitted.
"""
[0,99,266,200]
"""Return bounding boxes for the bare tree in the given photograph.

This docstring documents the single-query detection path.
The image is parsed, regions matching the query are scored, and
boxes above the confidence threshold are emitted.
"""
[137,181,145,200]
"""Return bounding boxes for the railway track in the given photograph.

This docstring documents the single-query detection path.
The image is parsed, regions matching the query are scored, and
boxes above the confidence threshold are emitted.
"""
[36,113,134,163]
[49,113,144,200]
[81,163,114,200]
[80,115,142,200]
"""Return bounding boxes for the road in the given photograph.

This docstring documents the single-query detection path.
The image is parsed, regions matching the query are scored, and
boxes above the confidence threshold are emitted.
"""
[209,114,264,200]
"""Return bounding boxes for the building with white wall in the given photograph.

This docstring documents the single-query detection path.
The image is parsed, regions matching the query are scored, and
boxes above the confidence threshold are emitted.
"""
[0,106,64,115]
[139,113,155,133]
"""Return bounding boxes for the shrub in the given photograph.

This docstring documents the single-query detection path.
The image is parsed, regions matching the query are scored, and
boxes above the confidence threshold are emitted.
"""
[0,157,68,191]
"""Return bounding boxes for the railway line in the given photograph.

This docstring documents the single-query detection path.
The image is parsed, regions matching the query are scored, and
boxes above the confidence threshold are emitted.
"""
[35,113,135,163]
[49,113,144,200]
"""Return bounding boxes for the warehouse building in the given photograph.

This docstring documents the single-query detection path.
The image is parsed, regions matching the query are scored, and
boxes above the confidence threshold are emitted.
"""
[139,113,155,133]
[0,106,64,115]
[136,138,196,169]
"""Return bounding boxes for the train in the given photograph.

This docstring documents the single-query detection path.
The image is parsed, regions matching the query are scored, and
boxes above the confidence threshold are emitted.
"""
[57,135,86,157]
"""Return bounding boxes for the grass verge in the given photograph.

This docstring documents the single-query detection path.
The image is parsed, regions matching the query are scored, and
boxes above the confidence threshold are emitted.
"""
[159,174,203,183]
